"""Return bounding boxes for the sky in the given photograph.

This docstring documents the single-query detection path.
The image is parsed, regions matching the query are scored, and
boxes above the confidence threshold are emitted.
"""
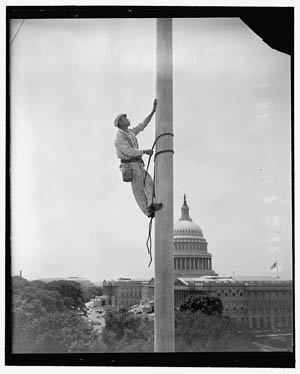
[10,17,292,282]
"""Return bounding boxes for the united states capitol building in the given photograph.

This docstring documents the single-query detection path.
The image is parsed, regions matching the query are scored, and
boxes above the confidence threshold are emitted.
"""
[102,196,293,331]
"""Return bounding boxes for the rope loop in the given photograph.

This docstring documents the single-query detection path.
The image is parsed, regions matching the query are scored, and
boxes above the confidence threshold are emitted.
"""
[143,132,174,188]
[144,132,174,267]
[154,149,174,162]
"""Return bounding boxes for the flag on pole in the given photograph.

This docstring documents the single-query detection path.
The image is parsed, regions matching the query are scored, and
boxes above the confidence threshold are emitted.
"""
[270,262,277,270]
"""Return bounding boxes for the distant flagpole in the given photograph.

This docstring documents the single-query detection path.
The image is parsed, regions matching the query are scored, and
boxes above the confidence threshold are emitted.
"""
[276,256,279,279]
[270,258,279,278]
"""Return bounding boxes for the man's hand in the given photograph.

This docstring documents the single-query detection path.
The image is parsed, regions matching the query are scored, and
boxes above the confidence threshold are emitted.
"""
[152,98,157,113]
[143,149,153,156]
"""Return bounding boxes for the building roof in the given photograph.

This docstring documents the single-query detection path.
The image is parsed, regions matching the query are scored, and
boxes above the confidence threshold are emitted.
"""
[176,275,291,286]
[103,278,149,284]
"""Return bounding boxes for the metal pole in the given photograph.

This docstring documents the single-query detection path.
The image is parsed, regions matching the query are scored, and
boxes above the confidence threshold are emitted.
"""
[154,18,175,352]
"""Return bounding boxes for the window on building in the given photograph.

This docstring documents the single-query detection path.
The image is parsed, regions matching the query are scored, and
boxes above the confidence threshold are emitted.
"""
[232,293,235,297]
[225,292,228,297]
[240,292,243,297]
[252,317,257,328]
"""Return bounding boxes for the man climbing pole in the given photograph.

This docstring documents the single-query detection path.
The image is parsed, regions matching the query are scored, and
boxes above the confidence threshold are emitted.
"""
[114,99,163,218]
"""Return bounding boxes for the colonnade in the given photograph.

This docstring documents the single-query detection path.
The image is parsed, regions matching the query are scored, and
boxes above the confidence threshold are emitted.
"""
[174,257,212,270]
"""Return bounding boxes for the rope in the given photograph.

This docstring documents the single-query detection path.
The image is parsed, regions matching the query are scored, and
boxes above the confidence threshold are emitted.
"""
[144,132,174,267]
[143,132,174,189]
[146,217,154,267]
[154,149,174,162]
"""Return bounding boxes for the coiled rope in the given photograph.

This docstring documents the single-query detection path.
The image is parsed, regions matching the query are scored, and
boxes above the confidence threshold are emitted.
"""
[144,132,174,267]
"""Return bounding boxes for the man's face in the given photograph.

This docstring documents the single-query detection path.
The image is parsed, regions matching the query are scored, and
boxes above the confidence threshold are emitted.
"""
[119,115,130,128]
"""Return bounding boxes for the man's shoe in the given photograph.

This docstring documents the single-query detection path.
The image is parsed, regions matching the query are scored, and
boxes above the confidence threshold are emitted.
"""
[147,203,163,218]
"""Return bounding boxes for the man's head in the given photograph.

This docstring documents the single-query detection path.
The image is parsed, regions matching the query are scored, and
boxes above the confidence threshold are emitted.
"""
[114,113,130,130]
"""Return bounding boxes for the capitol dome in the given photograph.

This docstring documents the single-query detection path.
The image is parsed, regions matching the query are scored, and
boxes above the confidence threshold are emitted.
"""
[174,194,204,237]
[174,219,204,237]
[173,194,216,277]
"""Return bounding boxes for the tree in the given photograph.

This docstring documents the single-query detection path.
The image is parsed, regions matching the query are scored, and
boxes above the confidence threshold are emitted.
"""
[14,311,99,353]
[11,276,29,296]
[11,277,101,353]
[175,310,253,352]
[179,293,223,315]
[99,307,154,352]
[81,286,103,303]
[45,280,85,311]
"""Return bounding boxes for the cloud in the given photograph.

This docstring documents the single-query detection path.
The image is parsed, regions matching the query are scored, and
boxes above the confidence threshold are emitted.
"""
[256,102,272,118]
[262,195,277,204]
[267,246,279,254]
[268,236,280,243]
[264,216,280,227]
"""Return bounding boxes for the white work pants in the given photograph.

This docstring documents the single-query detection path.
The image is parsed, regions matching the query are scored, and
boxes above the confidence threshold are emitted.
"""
[125,162,154,216]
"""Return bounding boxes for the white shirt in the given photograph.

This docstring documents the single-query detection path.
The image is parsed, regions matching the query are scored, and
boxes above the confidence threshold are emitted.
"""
[115,122,147,160]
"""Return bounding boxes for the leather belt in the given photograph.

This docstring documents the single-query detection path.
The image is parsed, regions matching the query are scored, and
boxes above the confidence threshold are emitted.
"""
[121,158,144,165]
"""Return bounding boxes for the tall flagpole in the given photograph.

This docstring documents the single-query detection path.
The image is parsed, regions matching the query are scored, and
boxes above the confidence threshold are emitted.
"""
[154,18,175,352]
